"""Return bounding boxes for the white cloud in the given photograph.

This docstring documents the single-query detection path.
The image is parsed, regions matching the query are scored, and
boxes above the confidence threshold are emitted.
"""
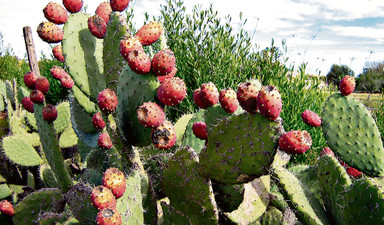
[326,24,384,41]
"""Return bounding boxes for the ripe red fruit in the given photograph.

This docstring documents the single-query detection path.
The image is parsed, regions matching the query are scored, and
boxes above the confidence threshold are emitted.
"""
[50,65,67,80]
[219,88,239,114]
[61,74,74,89]
[52,45,65,62]
[193,88,210,109]
[279,130,312,155]
[320,147,335,157]
[88,15,107,39]
[0,200,14,216]
[35,77,50,95]
[237,80,262,114]
[42,104,58,123]
[96,208,122,225]
[92,112,106,130]
[192,122,208,140]
[135,21,163,46]
[22,97,34,113]
[110,0,130,12]
[97,89,118,114]
[119,36,143,61]
[200,82,219,107]
[91,185,117,210]
[137,101,165,128]
[102,167,126,199]
[63,0,83,13]
[96,2,113,24]
[158,67,177,84]
[43,2,68,24]
[301,109,321,127]
[346,166,362,178]
[24,71,38,90]
[30,90,45,104]
[339,75,355,96]
[151,49,176,77]
[157,77,187,106]
[37,21,63,43]
[257,85,282,121]
[127,50,151,74]
[98,133,113,150]
[151,121,177,150]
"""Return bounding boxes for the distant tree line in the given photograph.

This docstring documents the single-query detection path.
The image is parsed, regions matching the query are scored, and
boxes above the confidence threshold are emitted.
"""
[326,62,384,94]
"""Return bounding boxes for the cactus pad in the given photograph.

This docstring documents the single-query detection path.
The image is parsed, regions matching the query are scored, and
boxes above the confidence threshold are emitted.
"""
[2,136,42,166]
[322,93,384,176]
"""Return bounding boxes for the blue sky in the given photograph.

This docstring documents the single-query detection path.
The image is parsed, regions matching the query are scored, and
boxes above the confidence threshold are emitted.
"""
[0,0,383,75]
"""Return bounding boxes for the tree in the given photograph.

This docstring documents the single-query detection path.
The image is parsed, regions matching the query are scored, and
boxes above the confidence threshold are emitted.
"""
[356,61,384,94]
[326,64,354,87]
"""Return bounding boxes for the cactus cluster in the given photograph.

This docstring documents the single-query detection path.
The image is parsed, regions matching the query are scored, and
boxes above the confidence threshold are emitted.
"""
[0,1,383,225]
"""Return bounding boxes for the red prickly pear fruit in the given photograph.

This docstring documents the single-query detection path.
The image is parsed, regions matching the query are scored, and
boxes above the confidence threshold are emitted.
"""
[193,88,210,109]
[96,208,122,225]
[98,132,113,150]
[88,15,107,39]
[257,85,282,121]
[22,97,34,113]
[110,0,130,12]
[0,200,14,216]
[338,159,349,168]
[301,109,321,127]
[52,45,65,62]
[102,167,126,199]
[119,36,144,60]
[63,0,83,13]
[35,77,50,95]
[339,75,355,96]
[158,67,177,84]
[320,147,335,157]
[42,104,58,123]
[279,130,312,155]
[151,49,176,77]
[61,74,74,89]
[200,82,219,107]
[237,80,261,114]
[30,90,45,104]
[346,166,362,178]
[43,2,68,25]
[50,65,66,80]
[192,122,208,140]
[137,102,165,128]
[97,89,118,114]
[24,71,38,90]
[37,21,63,43]
[91,185,117,210]
[135,21,163,46]
[127,50,151,74]
[96,2,112,24]
[219,88,239,114]
[92,112,106,130]
[151,121,177,150]
[157,77,187,106]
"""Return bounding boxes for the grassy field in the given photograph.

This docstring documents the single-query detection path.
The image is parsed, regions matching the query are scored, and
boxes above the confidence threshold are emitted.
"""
[351,92,382,109]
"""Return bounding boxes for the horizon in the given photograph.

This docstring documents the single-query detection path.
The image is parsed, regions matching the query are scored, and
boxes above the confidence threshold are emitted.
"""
[0,0,383,76]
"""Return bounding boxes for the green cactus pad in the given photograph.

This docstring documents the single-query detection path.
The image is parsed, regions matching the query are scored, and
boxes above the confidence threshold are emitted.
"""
[273,166,330,225]
[40,164,59,188]
[2,136,42,166]
[260,206,283,225]
[224,176,271,224]
[271,148,290,168]
[288,165,322,204]
[17,86,30,103]
[181,109,206,154]
[84,148,109,172]
[54,101,71,134]
[161,202,194,225]
[116,170,145,225]
[203,104,244,134]
[5,80,14,105]
[174,113,194,145]
[59,125,78,148]
[62,13,105,100]
[0,183,12,199]
[212,181,244,212]
[269,190,289,211]
[317,155,351,225]
[13,188,65,225]
[144,153,172,198]
[162,146,219,224]
[64,183,98,224]
[116,66,159,146]
[199,113,283,184]
[25,111,37,131]
[34,104,73,191]
[70,93,97,134]
[103,12,129,91]
[77,169,103,186]
[322,93,384,176]
[37,212,68,225]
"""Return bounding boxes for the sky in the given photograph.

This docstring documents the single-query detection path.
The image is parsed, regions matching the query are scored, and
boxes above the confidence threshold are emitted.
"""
[0,0,383,76]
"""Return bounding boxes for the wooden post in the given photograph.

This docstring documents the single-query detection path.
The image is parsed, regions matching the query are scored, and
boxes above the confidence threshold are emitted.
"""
[23,26,40,77]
